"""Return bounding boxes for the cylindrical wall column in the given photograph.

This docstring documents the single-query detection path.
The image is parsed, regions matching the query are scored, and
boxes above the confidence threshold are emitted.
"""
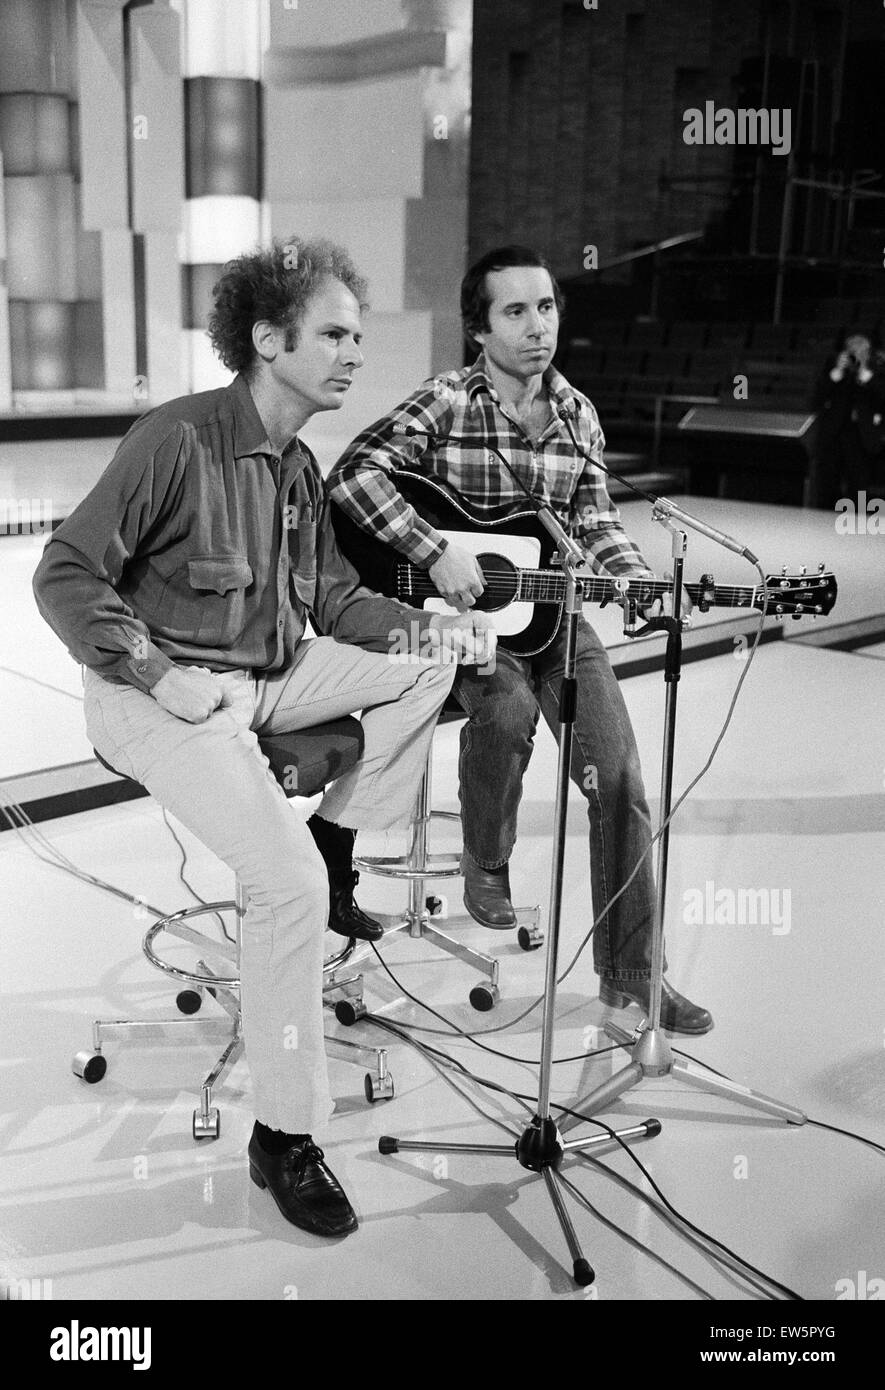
[0,0,86,395]
[176,0,264,391]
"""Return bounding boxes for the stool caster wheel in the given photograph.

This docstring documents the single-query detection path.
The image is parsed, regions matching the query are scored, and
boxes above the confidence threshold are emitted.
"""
[193,1108,220,1140]
[425,895,446,917]
[176,988,202,1014]
[335,998,367,1027]
[518,925,544,952]
[72,1050,107,1084]
[469,983,499,1012]
[364,1071,395,1104]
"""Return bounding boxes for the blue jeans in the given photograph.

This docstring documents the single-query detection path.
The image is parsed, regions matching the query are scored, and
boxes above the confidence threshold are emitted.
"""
[452,617,656,982]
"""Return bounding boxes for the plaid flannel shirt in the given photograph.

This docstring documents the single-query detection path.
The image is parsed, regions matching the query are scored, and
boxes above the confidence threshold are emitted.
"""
[327,353,652,579]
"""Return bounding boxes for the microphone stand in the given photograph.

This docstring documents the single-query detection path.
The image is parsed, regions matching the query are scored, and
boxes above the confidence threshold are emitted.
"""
[552,411,805,1132]
[378,489,662,1289]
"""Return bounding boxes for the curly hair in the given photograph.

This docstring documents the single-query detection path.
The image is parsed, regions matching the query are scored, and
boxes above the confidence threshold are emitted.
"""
[461,245,565,345]
[207,237,369,376]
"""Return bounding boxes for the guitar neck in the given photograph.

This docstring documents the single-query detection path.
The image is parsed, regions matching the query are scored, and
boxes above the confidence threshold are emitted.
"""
[402,568,761,610]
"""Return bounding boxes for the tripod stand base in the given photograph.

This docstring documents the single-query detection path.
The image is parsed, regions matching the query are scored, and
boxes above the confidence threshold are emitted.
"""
[561,1023,807,1132]
[378,1116,661,1287]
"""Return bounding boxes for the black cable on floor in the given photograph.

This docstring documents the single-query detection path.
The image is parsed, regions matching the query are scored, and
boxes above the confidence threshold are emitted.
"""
[804,1117,885,1157]
[357,1007,802,1300]
[549,1099,803,1300]
[672,1047,885,1157]
[367,941,620,1067]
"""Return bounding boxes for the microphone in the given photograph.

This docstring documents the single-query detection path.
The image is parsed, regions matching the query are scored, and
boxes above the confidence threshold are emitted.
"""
[556,404,759,565]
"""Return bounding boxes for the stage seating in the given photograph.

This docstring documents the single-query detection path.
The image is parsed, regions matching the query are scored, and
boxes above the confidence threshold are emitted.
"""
[558,313,845,504]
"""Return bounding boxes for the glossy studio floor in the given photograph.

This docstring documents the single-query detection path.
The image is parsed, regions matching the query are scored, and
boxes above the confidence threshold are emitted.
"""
[1,445,884,1302]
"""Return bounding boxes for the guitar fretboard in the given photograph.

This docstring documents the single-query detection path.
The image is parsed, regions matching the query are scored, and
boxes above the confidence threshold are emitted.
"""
[400,567,762,610]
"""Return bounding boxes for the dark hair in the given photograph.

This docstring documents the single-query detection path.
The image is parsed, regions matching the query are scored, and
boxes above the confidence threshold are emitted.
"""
[208,236,369,375]
[460,245,565,343]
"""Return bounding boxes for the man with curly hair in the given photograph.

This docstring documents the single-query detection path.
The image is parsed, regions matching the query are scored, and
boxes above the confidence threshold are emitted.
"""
[33,237,495,1237]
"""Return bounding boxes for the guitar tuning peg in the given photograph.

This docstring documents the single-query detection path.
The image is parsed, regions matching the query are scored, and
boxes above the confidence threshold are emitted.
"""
[818,562,825,572]
[781,565,787,576]
[800,565,806,576]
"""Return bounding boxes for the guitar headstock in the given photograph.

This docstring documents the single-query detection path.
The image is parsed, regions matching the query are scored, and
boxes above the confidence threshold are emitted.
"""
[758,565,837,618]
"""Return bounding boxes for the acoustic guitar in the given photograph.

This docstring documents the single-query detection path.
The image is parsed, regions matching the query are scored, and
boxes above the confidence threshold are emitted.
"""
[331,471,838,655]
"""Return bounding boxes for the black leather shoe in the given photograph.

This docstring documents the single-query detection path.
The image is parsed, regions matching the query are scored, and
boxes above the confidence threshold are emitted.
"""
[248,1130,358,1236]
[599,976,714,1035]
[328,870,384,942]
[463,856,517,929]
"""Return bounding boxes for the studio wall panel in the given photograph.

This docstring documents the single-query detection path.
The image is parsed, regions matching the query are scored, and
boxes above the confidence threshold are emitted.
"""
[185,77,261,199]
[4,174,78,301]
[0,94,71,175]
[182,196,262,264]
[267,0,404,50]
[9,300,75,390]
[74,299,104,388]
[143,231,185,403]
[182,261,224,330]
[265,75,425,202]
[173,0,264,79]
[76,215,103,303]
[76,0,128,230]
[99,228,136,396]
[0,152,11,409]
[404,195,467,311]
[129,6,185,233]
[0,0,73,96]
[186,326,229,394]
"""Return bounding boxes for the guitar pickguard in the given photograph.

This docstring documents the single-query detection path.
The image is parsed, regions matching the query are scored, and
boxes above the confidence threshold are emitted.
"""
[420,529,542,638]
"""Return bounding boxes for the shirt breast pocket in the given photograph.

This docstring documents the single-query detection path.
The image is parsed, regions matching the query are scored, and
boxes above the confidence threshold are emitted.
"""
[158,554,253,646]
[289,518,317,607]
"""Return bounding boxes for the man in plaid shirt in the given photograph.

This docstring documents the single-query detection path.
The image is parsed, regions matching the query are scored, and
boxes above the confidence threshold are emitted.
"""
[327,246,711,1034]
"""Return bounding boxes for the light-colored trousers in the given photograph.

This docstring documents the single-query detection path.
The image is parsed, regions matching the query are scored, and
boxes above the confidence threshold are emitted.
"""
[83,638,456,1135]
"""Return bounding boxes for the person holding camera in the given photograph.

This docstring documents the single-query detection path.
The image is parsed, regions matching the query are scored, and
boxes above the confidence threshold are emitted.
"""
[810,329,885,508]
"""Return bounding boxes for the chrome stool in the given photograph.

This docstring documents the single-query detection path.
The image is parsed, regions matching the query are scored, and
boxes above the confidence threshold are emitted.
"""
[72,719,394,1139]
[336,703,543,1017]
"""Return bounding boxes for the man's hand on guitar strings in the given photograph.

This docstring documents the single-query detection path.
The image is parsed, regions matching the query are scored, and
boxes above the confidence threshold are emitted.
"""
[637,572,695,624]
[427,611,498,667]
[428,543,486,611]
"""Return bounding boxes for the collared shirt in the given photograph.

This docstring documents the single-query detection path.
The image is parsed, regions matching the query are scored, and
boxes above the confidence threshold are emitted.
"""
[33,374,431,693]
[327,353,651,578]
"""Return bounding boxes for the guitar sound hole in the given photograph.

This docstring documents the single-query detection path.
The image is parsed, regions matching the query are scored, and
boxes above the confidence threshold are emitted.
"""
[475,553,519,613]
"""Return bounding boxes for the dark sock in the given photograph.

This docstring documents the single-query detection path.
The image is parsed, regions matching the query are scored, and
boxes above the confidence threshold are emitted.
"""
[307,814,356,873]
[254,1122,310,1155]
